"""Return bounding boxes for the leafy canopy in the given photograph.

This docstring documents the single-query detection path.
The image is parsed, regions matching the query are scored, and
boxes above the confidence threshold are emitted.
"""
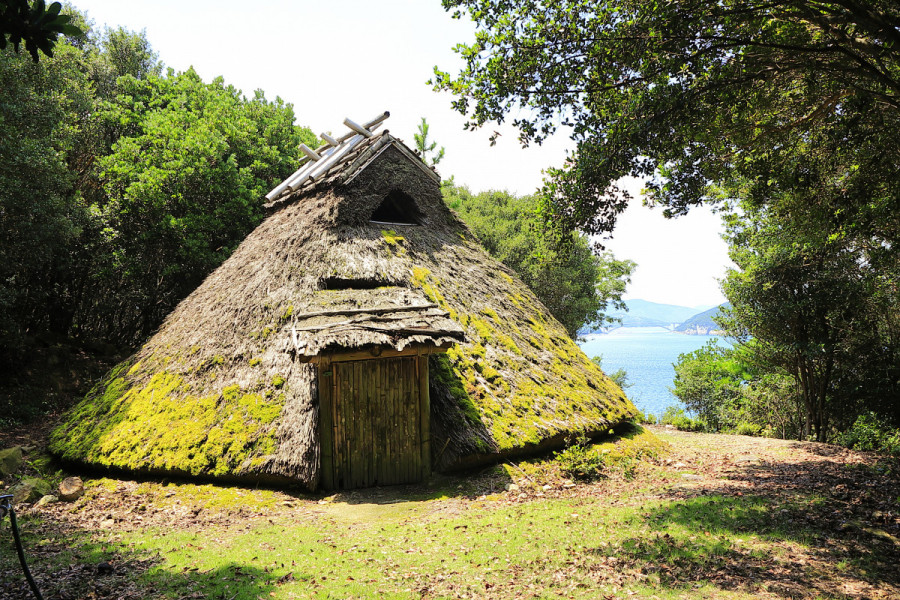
[0,12,315,354]
[434,1,900,237]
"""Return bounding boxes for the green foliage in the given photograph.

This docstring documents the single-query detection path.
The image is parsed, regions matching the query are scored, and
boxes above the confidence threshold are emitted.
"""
[413,117,444,167]
[633,411,656,426]
[556,426,667,481]
[670,341,748,431]
[836,413,900,455]
[0,0,83,61]
[591,355,631,390]
[671,339,808,439]
[0,11,316,363]
[92,69,315,344]
[733,422,763,437]
[720,189,900,442]
[434,1,900,243]
[443,185,634,337]
[555,438,607,481]
[660,407,706,433]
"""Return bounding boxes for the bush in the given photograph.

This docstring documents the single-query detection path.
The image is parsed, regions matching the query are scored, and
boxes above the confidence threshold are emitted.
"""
[555,440,606,481]
[733,422,763,436]
[661,406,707,432]
[632,410,656,425]
[837,413,900,455]
[555,427,669,481]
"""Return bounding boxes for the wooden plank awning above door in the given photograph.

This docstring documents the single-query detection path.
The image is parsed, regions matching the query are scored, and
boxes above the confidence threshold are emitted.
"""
[285,287,464,361]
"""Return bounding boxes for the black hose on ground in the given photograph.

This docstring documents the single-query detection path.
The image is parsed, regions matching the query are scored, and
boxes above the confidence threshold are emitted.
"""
[0,494,44,600]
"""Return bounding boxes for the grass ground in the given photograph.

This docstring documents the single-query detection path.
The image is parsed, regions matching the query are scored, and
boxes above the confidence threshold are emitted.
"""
[2,426,899,599]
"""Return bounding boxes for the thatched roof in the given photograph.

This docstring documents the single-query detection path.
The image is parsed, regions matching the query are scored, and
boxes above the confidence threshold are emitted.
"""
[50,116,637,489]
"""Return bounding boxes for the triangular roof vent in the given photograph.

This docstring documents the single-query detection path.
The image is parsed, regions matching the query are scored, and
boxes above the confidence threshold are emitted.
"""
[370,190,422,225]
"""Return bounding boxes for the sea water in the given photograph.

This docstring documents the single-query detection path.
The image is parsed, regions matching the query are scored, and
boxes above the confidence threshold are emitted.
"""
[577,327,728,418]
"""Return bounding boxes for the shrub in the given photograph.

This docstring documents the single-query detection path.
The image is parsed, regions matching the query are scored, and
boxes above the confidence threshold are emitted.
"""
[837,413,900,455]
[631,410,656,425]
[661,406,706,432]
[555,439,606,481]
[555,427,669,481]
[733,422,763,436]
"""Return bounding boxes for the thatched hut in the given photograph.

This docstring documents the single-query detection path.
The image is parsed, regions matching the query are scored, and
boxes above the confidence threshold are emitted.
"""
[50,112,637,490]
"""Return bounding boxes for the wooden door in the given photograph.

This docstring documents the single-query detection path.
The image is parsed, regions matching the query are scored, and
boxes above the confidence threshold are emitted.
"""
[320,356,428,489]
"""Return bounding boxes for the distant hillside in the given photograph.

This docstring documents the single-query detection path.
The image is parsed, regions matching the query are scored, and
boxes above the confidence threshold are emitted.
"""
[675,303,731,335]
[606,299,707,328]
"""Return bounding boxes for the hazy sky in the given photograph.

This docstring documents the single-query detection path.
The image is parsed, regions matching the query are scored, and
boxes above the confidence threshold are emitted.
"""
[71,0,732,308]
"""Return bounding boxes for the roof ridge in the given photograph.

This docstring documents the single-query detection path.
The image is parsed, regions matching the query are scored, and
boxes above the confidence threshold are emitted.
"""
[265,111,391,203]
[264,112,441,210]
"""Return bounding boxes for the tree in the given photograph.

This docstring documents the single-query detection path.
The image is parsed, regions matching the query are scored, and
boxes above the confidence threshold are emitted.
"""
[414,117,445,167]
[591,355,631,390]
[0,0,81,60]
[443,185,634,337]
[0,11,317,353]
[672,342,743,431]
[0,17,97,348]
[719,187,900,441]
[434,1,900,240]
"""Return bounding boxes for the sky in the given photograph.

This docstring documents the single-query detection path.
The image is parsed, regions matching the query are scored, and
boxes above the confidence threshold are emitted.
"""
[70,0,732,308]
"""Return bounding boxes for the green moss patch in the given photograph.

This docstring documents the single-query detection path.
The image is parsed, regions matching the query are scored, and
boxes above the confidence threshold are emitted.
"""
[410,259,637,454]
[50,362,285,478]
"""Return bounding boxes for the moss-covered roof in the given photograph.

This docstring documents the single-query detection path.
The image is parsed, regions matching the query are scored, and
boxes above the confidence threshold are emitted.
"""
[50,134,637,489]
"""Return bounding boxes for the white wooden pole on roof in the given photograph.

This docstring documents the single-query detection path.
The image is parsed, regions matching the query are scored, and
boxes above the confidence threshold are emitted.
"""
[336,111,390,142]
[299,144,322,161]
[298,134,364,187]
[266,160,311,201]
[281,142,340,190]
[343,118,373,138]
[266,111,392,200]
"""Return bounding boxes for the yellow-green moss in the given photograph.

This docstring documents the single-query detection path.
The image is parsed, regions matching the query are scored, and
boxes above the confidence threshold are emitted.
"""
[280,305,294,321]
[49,361,286,478]
[469,316,494,343]
[382,229,405,246]
[411,266,430,287]
[271,375,285,388]
[249,357,261,367]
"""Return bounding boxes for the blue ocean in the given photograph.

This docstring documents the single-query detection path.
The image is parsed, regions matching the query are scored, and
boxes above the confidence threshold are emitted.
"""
[577,327,727,418]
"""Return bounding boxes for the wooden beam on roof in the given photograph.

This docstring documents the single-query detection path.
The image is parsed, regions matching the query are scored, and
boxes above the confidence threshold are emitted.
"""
[292,303,439,320]
[296,343,454,364]
[344,118,374,138]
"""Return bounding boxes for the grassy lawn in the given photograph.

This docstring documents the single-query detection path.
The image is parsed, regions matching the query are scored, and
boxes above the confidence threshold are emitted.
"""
[2,427,899,599]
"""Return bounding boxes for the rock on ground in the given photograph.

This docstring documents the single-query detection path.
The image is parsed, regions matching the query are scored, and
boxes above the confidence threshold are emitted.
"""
[10,477,52,505]
[0,446,24,478]
[58,476,84,502]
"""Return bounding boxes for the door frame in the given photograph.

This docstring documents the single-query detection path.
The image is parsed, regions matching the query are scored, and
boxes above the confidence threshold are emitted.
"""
[317,347,433,490]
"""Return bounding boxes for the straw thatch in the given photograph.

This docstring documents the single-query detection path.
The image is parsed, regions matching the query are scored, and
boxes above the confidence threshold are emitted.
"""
[50,127,637,489]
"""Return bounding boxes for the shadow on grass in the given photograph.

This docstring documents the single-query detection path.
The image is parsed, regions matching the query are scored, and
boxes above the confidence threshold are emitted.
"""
[326,466,514,506]
[0,511,279,600]
[610,452,900,598]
